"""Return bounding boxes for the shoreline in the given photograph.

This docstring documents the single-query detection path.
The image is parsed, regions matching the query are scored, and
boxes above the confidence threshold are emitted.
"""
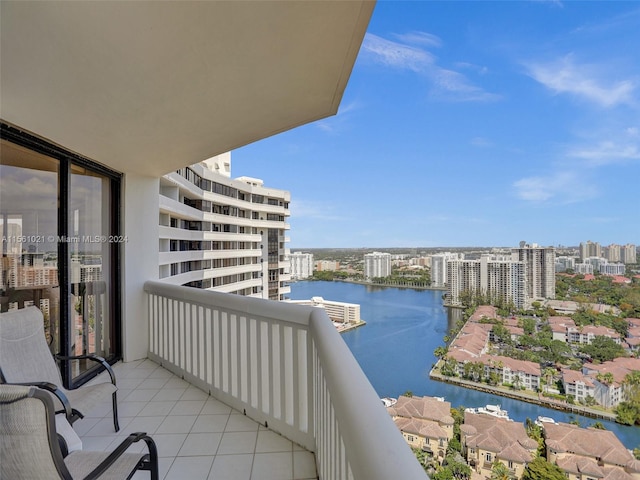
[328,278,447,291]
[336,320,366,333]
[429,363,617,421]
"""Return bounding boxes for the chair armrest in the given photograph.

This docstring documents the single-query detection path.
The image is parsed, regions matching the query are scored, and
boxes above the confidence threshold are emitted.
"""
[83,432,157,480]
[5,381,73,422]
[56,354,116,386]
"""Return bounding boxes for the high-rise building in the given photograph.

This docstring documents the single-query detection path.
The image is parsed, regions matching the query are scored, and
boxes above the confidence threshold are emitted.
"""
[364,252,391,279]
[446,242,555,309]
[290,252,314,280]
[430,252,463,288]
[555,256,576,273]
[622,244,637,264]
[605,244,622,263]
[446,256,527,309]
[485,257,527,309]
[159,153,291,300]
[446,259,482,307]
[579,241,601,261]
[315,260,340,272]
[512,242,555,302]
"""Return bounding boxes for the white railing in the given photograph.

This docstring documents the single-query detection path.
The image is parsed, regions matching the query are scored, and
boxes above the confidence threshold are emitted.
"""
[144,281,427,480]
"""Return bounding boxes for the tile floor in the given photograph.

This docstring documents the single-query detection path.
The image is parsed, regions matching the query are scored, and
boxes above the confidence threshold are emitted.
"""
[75,359,317,480]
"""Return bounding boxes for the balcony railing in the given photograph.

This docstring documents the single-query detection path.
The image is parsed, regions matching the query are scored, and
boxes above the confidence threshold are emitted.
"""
[144,281,426,480]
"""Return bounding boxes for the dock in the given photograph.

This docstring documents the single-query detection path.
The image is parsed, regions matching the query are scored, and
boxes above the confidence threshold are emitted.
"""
[429,366,617,421]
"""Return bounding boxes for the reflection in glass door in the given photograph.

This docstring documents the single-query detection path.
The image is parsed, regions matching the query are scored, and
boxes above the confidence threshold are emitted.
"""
[0,140,61,354]
[68,165,115,377]
[1,126,121,387]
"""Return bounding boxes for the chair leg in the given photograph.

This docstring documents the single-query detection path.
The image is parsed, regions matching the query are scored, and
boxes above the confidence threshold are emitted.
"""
[112,391,120,432]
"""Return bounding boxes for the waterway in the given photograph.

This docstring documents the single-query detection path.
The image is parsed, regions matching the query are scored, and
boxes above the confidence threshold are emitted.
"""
[290,280,640,449]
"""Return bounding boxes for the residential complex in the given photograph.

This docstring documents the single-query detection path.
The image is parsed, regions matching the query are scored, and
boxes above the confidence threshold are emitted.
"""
[444,306,640,409]
[581,241,637,264]
[159,154,291,300]
[461,412,537,479]
[430,252,463,288]
[580,241,602,261]
[286,296,363,331]
[513,242,555,301]
[544,422,640,480]
[364,252,392,279]
[386,395,454,464]
[289,252,314,280]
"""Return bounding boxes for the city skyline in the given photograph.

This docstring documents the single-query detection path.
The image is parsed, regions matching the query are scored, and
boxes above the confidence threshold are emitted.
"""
[233,2,640,249]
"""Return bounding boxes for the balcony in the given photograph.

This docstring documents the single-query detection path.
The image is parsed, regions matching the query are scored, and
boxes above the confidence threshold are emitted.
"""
[83,281,424,479]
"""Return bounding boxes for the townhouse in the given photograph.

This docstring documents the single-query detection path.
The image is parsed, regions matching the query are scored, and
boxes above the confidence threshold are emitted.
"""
[544,422,640,480]
[461,412,537,479]
[387,395,455,463]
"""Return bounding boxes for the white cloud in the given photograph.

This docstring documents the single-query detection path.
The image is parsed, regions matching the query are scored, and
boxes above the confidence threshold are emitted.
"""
[393,31,443,48]
[513,171,597,203]
[362,33,500,102]
[526,55,636,107]
[361,33,434,72]
[567,140,640,166]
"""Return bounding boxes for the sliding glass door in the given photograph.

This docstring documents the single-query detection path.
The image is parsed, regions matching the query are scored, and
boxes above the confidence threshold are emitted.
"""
[1,125,121,386]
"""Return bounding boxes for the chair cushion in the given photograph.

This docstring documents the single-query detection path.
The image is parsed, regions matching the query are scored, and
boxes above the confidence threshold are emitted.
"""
[61,381,117,416]
[65,451,147,480]
[0,307,62,386]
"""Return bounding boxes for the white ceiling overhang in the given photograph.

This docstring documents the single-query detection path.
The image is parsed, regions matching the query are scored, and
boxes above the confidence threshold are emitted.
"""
[1,1,374,176]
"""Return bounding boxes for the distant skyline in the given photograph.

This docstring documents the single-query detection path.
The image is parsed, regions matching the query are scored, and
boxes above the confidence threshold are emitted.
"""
[233,2,640,248]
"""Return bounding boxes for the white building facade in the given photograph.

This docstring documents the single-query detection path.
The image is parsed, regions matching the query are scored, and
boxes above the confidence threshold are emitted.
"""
[159,153,291,300]
[430,252,462,288]
[512,242,555,302]
[290,252,314,280]
[364,252,392,279]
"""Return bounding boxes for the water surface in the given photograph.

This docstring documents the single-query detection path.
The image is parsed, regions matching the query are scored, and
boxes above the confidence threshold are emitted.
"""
[290,280,640,449]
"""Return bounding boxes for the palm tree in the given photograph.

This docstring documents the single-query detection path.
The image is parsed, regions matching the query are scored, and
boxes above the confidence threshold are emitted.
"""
[513,374,523,390]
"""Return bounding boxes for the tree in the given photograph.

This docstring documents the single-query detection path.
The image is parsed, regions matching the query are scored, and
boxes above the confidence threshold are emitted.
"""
[402,390,414,398]
[542,367,556,390]
[580,336,626,363]
[434,346,448,359]
[490,460,513,480]
[522,457,566,480]
[615,401,640,426]
[596,372,615,386]
[590,421,606,430]
[513,374,523,390]
[441,357,459,377]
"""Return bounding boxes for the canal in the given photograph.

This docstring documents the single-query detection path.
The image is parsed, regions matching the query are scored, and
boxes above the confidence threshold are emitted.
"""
[290,280,640,449]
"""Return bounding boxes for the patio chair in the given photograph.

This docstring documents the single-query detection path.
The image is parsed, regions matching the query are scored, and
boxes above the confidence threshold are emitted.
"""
[0,307,119,431]
[0,384,158,480]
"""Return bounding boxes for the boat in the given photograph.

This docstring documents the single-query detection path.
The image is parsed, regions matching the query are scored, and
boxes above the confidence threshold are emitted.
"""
[381,397,397,408]
[534,416,557,427]
[465,404,510,420]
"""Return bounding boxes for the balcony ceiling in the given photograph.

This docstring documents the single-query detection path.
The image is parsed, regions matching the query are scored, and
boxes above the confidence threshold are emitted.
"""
[0,1,374,176]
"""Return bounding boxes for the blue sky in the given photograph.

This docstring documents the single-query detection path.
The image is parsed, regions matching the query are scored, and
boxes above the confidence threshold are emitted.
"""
[233,2,640,249]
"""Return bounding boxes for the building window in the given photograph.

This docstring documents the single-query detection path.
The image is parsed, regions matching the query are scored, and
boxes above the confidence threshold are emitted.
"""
[485,453,492,462]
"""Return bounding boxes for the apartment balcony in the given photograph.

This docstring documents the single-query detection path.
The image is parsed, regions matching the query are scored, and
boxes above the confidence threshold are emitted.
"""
[85,281,424,479]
